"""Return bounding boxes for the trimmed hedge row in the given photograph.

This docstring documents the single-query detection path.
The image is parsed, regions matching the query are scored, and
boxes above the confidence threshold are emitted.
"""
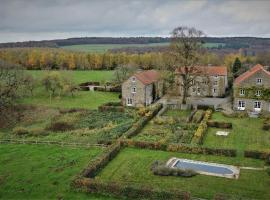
[73,178,191,200]
[207,121,232,129]
[123,104,163,138]
[191,109,212,145]
[119,140,237,157]
[98,102,124,112]
[186,109,197,123]
[244,150,270,161]
[81,142,122,178]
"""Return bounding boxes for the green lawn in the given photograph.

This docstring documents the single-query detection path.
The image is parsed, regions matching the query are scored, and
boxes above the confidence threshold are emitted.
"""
[0,144,117,200]
[60,43,169,53]
[26,70,115,84]
[96,148,269,200]
[204,112,270,153]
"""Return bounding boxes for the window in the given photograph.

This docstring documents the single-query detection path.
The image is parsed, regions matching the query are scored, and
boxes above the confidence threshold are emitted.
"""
[214,75,218,79]
[132,77,136,82]
[192,87,196,93]
[255,90,262,97]
[213,88,217,93]
[240,89,245,96]
[197,88,201,94]
[256,78,262,84]
[238,100,245,110]
[127,98,133,106]
[132,87,136,93]
[254,101,261,108]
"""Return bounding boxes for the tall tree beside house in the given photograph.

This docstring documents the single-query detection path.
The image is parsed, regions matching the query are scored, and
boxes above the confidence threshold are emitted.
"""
[232,57,242,77]
[169,26,205,104]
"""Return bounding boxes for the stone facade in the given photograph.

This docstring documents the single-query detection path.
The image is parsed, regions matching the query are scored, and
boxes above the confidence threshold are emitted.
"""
[122,70,163,107]
[233,64,270,112]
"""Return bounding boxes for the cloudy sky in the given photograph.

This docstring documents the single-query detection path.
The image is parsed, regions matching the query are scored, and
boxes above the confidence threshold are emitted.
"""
[1,0,270,43]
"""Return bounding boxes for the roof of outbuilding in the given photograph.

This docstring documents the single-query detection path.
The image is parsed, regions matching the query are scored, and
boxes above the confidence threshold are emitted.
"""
[176,66,227,76]
[133,70,160,85]
[234,64,270,85]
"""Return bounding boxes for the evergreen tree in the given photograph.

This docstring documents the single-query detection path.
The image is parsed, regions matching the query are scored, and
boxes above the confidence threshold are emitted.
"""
[232,57,242,76]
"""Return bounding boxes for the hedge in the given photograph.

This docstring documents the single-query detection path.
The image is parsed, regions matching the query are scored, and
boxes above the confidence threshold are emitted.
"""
[186,109,197,123]
[207,121,232,129]
[119,140,237,157]
[98,102,124,112]
[244,150,270,161]
[73,178,191,200]
[80,142,122,178]
[123,103,162,138]
[191,109,212,145]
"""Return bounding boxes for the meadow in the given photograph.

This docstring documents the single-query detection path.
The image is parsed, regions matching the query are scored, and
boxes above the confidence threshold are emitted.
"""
[0,144,117,200]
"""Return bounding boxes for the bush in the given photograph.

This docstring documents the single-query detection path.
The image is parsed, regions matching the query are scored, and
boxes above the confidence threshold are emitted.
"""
[244,150,270,160]
[197,105,214,110]
[12,127,29,136]
[192,110,205,123]
[186,109,197,123]
[207,121,232,129]
[29,128,48,136]
[267,168,270,176]
[150,160,197,177]
[47,121,74,132]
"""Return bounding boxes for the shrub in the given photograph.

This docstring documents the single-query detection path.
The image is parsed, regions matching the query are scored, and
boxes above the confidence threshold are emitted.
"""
[267,168,270,176]
[12,127,29,136]
[197,105,214,110]
[150,160,197,178]
[207,121,232,129]
[244,150,270,160]
[29,128,48,136]
[192,110,205,123]
[47,121,74,132]
[186,109,197,123]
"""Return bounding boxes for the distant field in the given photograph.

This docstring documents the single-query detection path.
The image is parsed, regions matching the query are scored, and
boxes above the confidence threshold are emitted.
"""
[60,42,225,53]
[0,144,116,200]
[26,70,115,84]
[61,43,170,53]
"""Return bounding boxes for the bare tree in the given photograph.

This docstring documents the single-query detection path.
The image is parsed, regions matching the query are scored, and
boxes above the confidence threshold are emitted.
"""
[169,26,205,104]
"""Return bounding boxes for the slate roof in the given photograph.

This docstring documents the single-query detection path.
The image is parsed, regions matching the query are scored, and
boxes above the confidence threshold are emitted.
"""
[133,70,160,85]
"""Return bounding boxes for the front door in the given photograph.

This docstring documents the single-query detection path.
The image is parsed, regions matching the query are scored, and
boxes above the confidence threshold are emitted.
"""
[254,101,262,112]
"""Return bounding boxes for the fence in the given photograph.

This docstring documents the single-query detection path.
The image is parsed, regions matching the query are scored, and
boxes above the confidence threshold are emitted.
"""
[0,139,107,148]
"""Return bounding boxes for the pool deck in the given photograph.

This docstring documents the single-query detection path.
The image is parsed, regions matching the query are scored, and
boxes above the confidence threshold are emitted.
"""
[166,157,240,179]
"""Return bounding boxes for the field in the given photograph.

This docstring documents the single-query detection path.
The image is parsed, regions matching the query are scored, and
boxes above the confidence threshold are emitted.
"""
[20,70,119,109]
[204,112,270,153]
[61,43,169,53]
[61,42,225,53]
[133,109,197,144]
[96,147,269,200]
[0,144,116,200]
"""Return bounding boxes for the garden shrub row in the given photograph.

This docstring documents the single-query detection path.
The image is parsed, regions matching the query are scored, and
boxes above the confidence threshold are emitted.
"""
[73,178,190,200]
[186,109,197,123]
[244,150,270,162]
[262,118,270,131]
[98,102,124,112]
[12,126,48,137]
[192,110,205,123]
[80,142,122,178]
[123,104,163,138]
[151,160,197,177]
[207,121,232,129]
[191,109,212,145]
[119,139,237,157]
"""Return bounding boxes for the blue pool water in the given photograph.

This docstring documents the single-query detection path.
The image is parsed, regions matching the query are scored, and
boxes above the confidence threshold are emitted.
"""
[174,160,234,175]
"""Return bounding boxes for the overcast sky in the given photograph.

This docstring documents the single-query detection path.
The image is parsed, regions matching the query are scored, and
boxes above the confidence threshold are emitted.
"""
[1,0,270,43]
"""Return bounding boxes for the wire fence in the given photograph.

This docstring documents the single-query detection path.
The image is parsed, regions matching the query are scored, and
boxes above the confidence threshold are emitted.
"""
[0,139,108,148]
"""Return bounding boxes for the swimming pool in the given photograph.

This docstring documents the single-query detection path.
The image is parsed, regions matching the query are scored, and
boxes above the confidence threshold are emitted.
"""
[167,157,240,179]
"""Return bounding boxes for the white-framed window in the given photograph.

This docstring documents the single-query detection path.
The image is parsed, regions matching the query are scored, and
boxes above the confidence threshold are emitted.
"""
[132,77,136,82]
[132,87,136,93]
[255,90,262,97]
[240,89,245,96]
[256,78,262,84]
[213,88,217,94]
[238,100,245,110]
[214,75,218,79]
[127,98,133,106]
[197,87,201,95]
[254,101,261,109]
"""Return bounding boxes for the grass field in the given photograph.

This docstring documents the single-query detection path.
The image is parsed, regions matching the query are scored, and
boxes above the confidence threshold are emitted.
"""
[96,147,269,200]
[26,70,115,84]
[0,144,117,200]
[61,43,169,53]
[20,70,119,109]
[60,42,225,53]
[204,112,270,153]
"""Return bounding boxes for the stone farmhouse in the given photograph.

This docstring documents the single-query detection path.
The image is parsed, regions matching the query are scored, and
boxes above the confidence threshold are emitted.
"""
[121,70,163,107]
[233,64,270,112]
[176,66,228,97]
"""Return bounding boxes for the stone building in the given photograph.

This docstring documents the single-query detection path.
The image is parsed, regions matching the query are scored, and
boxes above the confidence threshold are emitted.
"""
[122,70,163,107]
[233,64,270,112]
[176,66,228,97]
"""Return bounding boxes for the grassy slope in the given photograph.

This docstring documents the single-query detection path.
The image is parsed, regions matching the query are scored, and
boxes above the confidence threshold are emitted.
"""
[204,112,270,153]
[0,144,117,200]
[20,70,119,109]
[96,148,269,200]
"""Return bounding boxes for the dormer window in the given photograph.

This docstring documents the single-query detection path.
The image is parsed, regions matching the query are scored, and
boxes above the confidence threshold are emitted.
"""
[240,89,245,96]
[256,90,262,97]
[256,78,262,84]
